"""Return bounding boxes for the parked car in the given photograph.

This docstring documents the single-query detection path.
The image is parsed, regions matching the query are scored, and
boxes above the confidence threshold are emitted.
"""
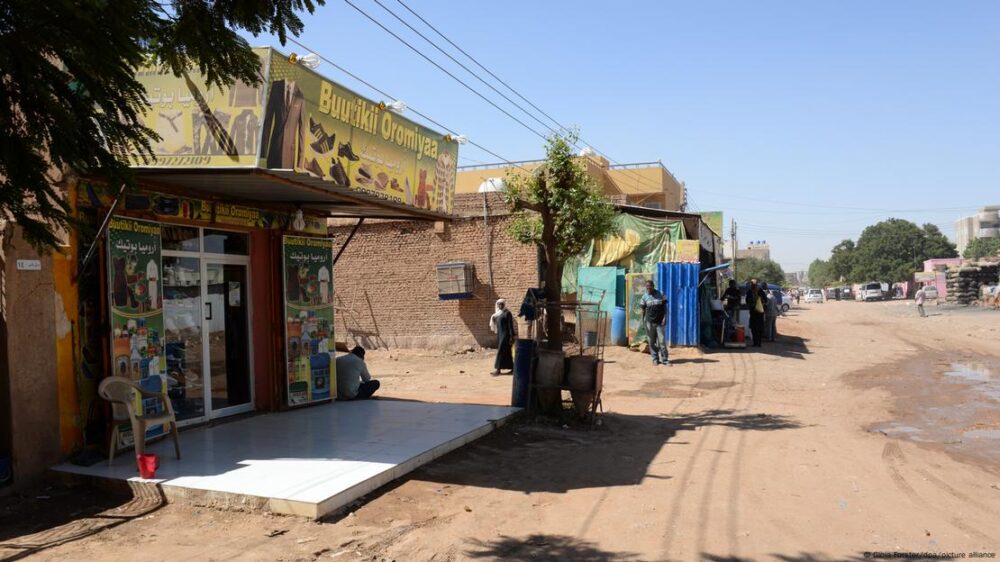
[780,292,793,312]
[804,288,824,304]
[860,282,883,302]
[922,285,939,300]
[840,286,853,300]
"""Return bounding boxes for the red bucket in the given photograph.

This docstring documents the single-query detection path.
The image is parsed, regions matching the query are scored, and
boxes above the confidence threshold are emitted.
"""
[137,453,159,479]
[735,326,746,343]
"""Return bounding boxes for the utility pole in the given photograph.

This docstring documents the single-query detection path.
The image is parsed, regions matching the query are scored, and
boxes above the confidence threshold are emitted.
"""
[731,218,738,282]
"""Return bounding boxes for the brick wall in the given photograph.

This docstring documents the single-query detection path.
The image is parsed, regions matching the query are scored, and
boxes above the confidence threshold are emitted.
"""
[330,211,538,350]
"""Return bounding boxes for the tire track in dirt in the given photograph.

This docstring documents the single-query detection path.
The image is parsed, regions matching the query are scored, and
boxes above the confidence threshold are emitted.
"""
[913,467,1000,518]
[660,352,743,558]
[693,352,748,556]
[725,351,758,556]
[575,359,712,538]
[881,442,993,543]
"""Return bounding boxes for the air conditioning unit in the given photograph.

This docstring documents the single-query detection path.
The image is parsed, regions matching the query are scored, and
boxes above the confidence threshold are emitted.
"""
[435,262,475,300]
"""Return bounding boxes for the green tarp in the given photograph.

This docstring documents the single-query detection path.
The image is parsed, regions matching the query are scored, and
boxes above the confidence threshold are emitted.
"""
[563,214,684,292]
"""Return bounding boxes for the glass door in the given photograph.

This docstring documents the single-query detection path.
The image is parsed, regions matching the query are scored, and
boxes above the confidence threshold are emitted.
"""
[163,256,205,423]
[204,261,252,417]
[162,226,253,425]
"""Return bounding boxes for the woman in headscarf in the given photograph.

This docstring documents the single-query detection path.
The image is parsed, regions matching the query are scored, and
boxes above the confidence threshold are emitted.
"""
[489,299,515,376]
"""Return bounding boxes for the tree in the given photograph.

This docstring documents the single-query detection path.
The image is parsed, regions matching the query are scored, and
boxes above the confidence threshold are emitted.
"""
[735,257,786,285]
[827,239,855,283]
[963,237,1000,259]
[849,218,958,282]
[807,259,834,288]
[0,0,323,248]
[922,224,958,260]
[504,133,618,349]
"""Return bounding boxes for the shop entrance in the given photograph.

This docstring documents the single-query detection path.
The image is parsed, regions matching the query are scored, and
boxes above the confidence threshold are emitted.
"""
[162,227,253,425]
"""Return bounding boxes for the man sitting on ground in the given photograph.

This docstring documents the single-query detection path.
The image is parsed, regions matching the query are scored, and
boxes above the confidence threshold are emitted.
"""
[335,346,380,400]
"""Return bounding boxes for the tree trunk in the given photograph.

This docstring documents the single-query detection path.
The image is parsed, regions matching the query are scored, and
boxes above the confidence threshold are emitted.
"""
[542,236,562,350]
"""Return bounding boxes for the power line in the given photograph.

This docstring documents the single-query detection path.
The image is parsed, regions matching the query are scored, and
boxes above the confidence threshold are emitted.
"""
[371,0,559,138]
[393,0,567,134]
[379,0,674,197]
[341,0,549,141]
[285,37,534,175]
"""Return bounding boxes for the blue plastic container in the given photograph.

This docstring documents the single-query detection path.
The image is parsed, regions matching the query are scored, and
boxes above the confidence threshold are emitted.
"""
[511,339,536,408]
[611,306,628,346]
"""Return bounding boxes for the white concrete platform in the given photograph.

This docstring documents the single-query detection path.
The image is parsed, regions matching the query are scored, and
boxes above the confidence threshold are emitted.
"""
[53,400,519,518]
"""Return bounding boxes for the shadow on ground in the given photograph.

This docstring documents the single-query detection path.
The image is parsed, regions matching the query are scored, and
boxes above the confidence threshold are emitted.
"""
[467,533,637,561]
[411,410,803,494]
[0,482,165,561]
[741,334,811,360]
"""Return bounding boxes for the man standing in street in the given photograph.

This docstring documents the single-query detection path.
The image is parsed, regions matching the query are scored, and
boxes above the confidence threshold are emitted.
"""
[747,282,767,347]
[641,280,669,366]
[915,285,927,318]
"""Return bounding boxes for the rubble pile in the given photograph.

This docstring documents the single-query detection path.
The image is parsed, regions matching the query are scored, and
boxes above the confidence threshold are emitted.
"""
[945,260,1000,305]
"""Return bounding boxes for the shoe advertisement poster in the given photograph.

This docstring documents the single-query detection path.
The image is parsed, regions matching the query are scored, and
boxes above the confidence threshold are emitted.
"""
[261,50,458,214]
[107,216,167,447]
[283,236,337,406]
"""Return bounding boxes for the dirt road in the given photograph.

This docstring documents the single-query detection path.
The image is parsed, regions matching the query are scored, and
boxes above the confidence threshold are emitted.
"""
[3,300,999,561]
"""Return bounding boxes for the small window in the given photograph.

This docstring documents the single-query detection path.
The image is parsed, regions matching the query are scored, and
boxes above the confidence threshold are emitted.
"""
[162,226,200,252]
[203,229,249,255]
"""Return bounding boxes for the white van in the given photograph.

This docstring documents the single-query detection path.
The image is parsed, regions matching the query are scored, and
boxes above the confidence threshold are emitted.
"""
[860,282,883,302]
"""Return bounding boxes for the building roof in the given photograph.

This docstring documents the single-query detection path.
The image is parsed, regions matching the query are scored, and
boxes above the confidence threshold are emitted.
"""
[131,167,452,221]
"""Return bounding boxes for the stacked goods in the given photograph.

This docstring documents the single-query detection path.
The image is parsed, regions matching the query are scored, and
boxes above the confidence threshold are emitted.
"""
[945,261,1000,305]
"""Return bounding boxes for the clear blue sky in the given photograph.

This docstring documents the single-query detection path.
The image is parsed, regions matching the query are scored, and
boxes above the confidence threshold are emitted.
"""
[246,0,999,272]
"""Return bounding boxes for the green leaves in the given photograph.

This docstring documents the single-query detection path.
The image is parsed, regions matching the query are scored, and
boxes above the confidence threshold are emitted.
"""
[963,237,1000,259]
[503,132,618,265]
[810,218,959,285]
[736,257,786,285]
[0,0,323,249]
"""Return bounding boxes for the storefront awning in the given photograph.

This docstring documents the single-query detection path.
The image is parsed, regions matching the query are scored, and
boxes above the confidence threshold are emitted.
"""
[132,167,452,221]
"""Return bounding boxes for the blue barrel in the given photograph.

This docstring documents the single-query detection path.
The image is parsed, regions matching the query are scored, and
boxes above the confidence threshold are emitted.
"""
[611,306,628,346]
[511,339,536,408]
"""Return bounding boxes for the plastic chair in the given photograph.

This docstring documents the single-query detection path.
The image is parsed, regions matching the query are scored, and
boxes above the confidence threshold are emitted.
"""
[98,376,181,466]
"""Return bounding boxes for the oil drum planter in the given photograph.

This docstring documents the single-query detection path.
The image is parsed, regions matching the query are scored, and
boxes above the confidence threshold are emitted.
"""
[566,356,598,417]
[534,349,565,413]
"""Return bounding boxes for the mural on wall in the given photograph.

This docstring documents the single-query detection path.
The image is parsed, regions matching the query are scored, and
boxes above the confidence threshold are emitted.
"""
[107,216,167,446]
[283,236,337,406]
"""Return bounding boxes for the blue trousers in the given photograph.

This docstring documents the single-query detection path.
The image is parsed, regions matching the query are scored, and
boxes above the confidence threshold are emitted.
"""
[646,321,668,364]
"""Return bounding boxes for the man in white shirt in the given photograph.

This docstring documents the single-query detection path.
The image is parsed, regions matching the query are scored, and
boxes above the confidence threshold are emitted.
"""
[335,346,380,400]
[915,286,927,318]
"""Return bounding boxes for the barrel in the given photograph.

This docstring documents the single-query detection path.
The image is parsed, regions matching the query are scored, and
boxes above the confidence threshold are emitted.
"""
[610,306,627,346]
[511,339,536,408]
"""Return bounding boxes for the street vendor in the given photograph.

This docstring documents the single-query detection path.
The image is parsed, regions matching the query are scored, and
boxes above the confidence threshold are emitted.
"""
[722,279,742,321]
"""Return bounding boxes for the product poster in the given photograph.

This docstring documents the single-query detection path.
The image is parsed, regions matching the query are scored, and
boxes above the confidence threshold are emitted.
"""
[626,272,656,345]
[674,240,700,263]
[283,236,337,406]
[107,216,167,446]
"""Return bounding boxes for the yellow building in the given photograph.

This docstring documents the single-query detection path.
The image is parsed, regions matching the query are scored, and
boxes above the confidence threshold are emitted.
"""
[456,155,686,211]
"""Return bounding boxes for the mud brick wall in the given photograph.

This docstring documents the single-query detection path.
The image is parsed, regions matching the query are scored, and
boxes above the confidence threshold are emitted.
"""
[330,209,538,350]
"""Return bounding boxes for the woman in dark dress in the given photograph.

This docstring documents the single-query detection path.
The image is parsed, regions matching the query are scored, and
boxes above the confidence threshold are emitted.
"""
[490,299,515,376]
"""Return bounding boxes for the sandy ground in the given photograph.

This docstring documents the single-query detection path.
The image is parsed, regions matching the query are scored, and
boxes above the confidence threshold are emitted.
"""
[2,300,999,562]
